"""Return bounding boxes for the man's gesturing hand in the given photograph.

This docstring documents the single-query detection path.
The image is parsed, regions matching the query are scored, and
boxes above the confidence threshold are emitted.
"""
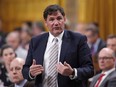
[56,61,74,76]
[30,59,44,77]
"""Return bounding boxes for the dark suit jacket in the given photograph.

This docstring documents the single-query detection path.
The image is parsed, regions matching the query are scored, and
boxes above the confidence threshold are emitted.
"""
[90,70,116,87]
[22,30,94,87]
[97,38,106,54]
[8,81,35,87]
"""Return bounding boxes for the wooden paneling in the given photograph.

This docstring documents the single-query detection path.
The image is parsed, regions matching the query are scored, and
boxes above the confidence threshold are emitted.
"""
[0,0,61,32]
[77,0,116,40]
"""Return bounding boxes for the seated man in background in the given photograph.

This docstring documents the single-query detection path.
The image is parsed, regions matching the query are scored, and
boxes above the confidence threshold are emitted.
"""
[106,35,116,55]
[8,58,34,87]
[75,22,87,35]
[6,31,27,59]
[32,21,46,36]
[85,22,106,74]
[90,48,116,87]
[85,22,106,57]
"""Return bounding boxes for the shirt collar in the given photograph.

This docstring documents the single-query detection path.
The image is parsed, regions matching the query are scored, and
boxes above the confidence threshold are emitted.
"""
[15,79,27,87]
[88,38,100,47]
[94,38,100,47]
[102,68,115,75]
[48,31,64,43]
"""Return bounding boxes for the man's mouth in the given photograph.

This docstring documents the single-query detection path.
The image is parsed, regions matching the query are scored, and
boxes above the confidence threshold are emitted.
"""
[53,27,60,30]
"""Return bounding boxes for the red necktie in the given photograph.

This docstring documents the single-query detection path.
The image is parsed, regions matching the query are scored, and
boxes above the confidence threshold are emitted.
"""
[95,74,105,87]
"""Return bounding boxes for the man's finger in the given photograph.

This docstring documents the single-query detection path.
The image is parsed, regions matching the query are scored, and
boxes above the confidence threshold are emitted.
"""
[32,59,36,65]
[64,61,69,67]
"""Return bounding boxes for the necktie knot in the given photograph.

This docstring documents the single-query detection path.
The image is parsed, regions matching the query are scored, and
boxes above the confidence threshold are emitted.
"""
[99,73,105,79]
[52,38,58,44]
[53,38,58,42]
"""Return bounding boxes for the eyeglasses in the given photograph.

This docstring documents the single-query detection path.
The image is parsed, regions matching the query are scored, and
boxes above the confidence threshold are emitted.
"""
[98,57,113,60]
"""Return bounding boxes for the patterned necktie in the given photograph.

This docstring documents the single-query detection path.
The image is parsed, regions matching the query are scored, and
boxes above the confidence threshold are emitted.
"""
[95,74,105,87]
[47,38,58,87]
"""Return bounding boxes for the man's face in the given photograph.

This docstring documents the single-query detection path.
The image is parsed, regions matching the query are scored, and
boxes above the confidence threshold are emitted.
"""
[107,38,116,52]
[85,31,98,44]
[6,33,20,50]
[9,60,24,84]
[45,11,66,36]
[98,50,115,72]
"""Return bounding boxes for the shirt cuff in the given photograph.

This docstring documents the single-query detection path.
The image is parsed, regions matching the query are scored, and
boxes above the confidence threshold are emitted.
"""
[29,72,36,80]
[69,68,77,80]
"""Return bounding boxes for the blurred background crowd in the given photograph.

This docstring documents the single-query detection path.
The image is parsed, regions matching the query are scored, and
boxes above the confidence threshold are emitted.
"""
[0,0,116,87]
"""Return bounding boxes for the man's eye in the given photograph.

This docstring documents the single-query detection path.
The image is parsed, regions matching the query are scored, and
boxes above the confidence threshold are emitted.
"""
[10,53,13,55]
[4,54,8,56]
[57,17,62,20]
[49,18,54,21]
[10,68,13,71]
[16,67,21,70]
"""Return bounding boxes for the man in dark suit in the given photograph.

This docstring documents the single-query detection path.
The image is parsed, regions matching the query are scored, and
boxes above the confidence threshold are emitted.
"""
[22,4,94,87]
[85,22,106,57]
[107,35,116,55]
[90,48,116,87]
[85,23,106,74]
[9,58,34,87]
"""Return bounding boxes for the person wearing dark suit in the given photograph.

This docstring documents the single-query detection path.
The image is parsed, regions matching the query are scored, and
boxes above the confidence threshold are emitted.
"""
[85,23,106,74]
[107,35,116,55]
[90,48,116,87]
[22,4,94,87]
[85,22,106,57]
[9,58,34,87]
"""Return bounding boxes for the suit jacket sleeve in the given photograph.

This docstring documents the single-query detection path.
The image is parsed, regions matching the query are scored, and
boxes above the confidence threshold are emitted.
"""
[76,35,94,80]
[22,38,34,80]
[107,77,116,87]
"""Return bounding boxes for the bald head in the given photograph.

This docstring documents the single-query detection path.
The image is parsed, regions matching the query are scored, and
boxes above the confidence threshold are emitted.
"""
[99,48,115,58]
[98,48,115,72]
[10,58,25,66]
[9,58,25,84]
[6,31,20,50]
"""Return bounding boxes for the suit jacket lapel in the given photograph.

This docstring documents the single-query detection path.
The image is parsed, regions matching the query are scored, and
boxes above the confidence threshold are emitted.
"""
[59,30,71,63]
[100,70,115,87]
[90,74,101,87]
[36,33,49,65]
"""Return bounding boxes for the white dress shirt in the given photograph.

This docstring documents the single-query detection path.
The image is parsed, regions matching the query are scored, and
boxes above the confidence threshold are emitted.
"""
[42,31,64,87]
[15,80,27,87]
[88,38,101,54]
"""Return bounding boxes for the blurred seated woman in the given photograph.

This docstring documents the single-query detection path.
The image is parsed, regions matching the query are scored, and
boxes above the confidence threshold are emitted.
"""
[0,44,16,86]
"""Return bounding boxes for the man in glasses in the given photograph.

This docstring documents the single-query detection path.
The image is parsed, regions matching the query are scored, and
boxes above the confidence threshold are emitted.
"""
[90,47,116,87]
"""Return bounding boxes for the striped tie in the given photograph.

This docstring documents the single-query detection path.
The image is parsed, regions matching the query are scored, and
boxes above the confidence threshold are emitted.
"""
[47,38,58,87]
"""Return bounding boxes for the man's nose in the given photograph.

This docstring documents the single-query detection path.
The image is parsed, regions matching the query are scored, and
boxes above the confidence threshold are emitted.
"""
[54,20,59,26]
[12,69,16,74]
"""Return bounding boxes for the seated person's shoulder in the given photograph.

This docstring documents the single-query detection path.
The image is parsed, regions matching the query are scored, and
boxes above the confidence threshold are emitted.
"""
[24,80,35,87]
